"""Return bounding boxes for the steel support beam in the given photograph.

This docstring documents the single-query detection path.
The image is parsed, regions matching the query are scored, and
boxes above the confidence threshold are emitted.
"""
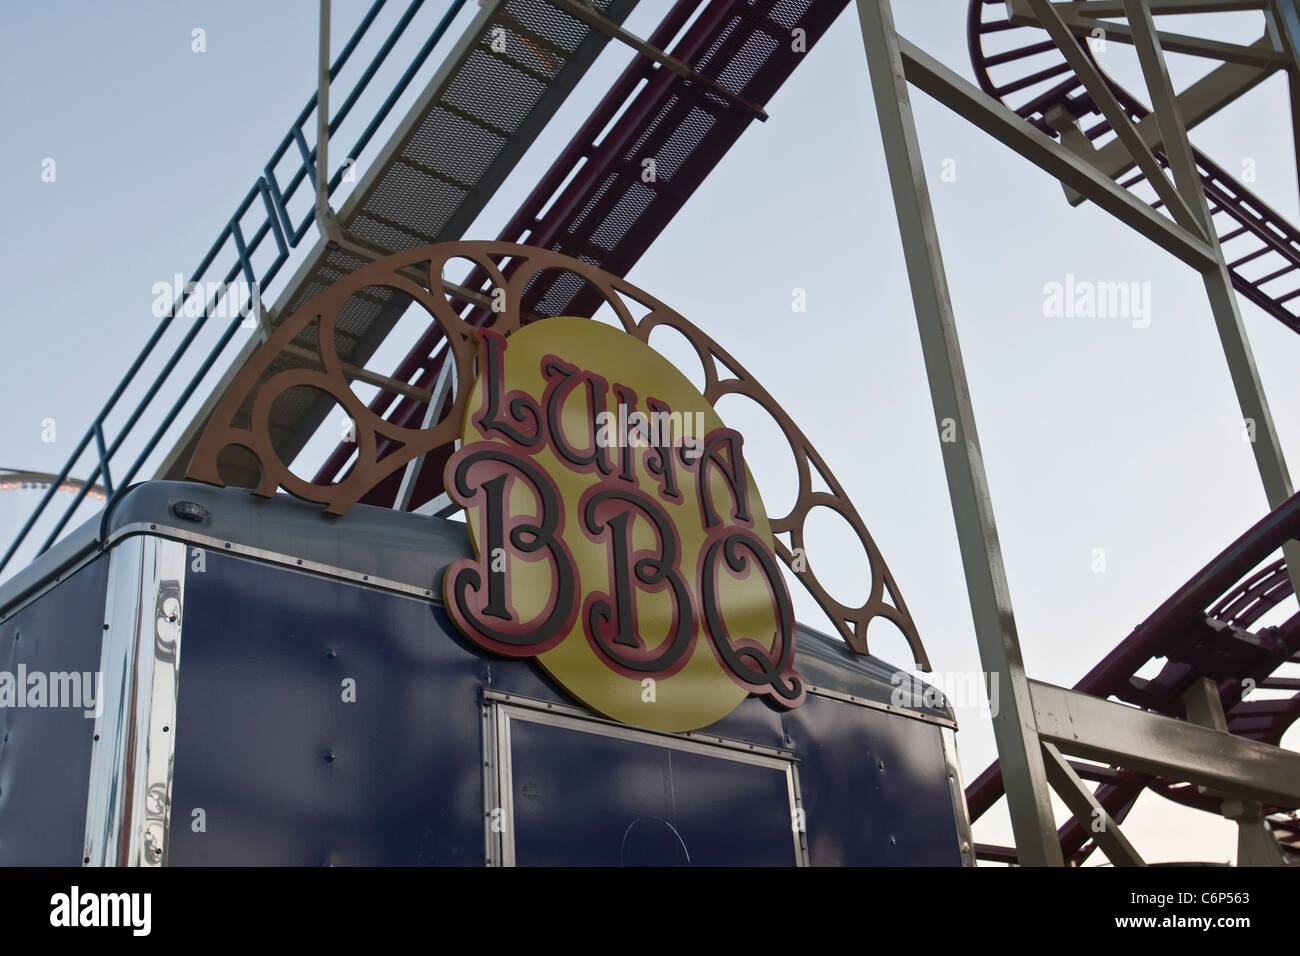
[1182,676,1293,864]
[1041,742,1146,866]
[393,356,455,512]
[1124,0,1300,598]
[1182,675,1229,731]
[1273,0,1300,205]
[1050,0,1268,14]
[1030,679,1300,806]
[1028,0,1208,235]
[856,0,1065,866]
[278,341,433,403]
[1231,804,1296,864]
[897,39,1217,269]
[1008,0,1277,56]
[1055,18,1284,66]
[1061,45,1278,203]
[1002,2,1281,200]
[547,0,769,120]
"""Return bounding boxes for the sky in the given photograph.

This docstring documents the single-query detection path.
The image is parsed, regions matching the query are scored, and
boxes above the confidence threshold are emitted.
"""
[3,0,1299,865]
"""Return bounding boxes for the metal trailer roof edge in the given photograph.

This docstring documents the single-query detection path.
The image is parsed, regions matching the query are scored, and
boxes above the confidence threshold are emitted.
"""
[0,480,957,727]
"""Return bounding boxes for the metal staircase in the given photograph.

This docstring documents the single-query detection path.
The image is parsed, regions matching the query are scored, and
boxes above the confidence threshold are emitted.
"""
[306,0,852,509]
[0,0,643,576]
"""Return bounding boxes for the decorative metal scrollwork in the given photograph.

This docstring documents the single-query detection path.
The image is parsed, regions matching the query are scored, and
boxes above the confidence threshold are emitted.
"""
[186,242,929,670]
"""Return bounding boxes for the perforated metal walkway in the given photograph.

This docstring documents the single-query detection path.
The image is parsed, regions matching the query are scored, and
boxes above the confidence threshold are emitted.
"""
[158,0,642,489]
[309,0,850,508]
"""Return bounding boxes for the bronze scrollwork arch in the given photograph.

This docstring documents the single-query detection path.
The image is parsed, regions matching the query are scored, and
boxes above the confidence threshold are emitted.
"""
[186,242,930,670]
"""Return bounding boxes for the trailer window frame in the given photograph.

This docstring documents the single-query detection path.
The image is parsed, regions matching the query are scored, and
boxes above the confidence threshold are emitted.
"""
[479,688,808,867]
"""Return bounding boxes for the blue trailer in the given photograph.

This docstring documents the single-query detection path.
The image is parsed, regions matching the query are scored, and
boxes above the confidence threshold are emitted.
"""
[0,480,973,866]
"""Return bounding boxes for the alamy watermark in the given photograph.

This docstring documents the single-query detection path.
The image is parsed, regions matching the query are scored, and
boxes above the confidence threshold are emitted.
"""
[151,273,261,323]
[50,886,150,936]
[891,669,1000,718]
[1043,273,1152,328]
[594,404,706,459]
[0,665,101,717]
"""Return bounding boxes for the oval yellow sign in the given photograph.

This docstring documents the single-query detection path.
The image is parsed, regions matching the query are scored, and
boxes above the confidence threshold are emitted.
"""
[443,316,803,732]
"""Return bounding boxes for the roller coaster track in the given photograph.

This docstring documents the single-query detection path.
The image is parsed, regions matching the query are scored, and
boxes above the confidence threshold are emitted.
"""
[0,0,852,565]
[966,487,1300,864]
[309,0,851,505]
[970,0,1300,335]
[965,0,1300,864]
[0,0,646,576]
[314,0,1300,510]
[4,0,1297,865]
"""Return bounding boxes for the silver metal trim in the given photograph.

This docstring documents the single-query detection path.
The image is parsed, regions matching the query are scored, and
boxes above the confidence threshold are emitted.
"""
[83,535,187,866]
[105,521,440,604]
[941,726,976,867]
[482,690,807,866]
[84,537,144,865]
[494,701,518,867]
[788,750,810,863]
[480,692,502,867]
[481,688,798,760]
[806,682,957,729]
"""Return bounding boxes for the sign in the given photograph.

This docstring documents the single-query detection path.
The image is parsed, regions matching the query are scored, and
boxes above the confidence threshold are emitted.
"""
[443,316,804,732]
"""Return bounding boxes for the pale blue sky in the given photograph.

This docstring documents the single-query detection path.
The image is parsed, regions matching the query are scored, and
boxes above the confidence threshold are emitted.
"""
[4,1,1298,863]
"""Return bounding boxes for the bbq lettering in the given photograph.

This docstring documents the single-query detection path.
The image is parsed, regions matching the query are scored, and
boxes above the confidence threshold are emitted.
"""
[443,319,804,732]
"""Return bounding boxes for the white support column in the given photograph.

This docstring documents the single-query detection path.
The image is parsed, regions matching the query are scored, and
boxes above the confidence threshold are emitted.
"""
[1041,742,1145,867]
[1124,0,1300,595]
[855,0,1064,866]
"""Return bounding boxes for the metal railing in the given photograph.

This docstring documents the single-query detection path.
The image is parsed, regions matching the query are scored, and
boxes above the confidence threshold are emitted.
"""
[0,0,469,577]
